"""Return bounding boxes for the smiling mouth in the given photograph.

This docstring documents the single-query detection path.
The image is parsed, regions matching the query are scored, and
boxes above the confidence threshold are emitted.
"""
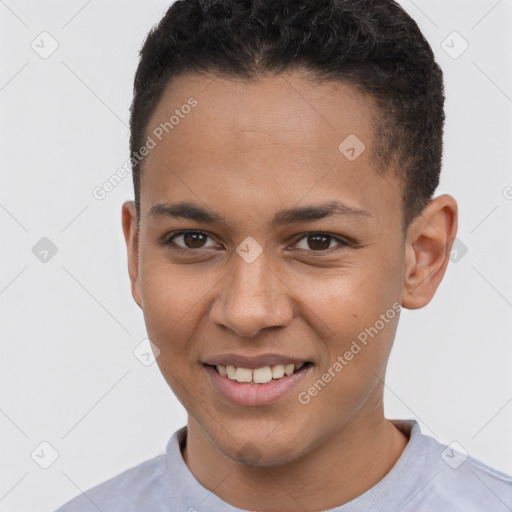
[206,362,313,385]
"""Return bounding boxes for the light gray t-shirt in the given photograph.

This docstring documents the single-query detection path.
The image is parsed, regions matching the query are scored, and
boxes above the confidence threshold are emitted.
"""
[55,420,512,511]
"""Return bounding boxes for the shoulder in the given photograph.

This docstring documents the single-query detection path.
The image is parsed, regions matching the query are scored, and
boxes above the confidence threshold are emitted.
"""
[432,450,512,510]
[54,451,176,512]
[402,422,512,511]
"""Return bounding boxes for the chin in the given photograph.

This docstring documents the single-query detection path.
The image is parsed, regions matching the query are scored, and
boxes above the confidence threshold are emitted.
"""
[219,434,306,468]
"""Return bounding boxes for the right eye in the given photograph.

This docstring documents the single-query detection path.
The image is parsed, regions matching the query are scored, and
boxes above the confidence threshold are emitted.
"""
[165,230,220,251]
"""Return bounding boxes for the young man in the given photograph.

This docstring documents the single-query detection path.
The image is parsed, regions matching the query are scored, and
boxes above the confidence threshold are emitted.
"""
[56,0,512,510]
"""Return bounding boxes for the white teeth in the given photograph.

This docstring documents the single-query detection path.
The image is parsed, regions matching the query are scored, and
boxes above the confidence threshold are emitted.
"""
[226,365,236,379]
[215,362,308,384]
[271,364,285,379]
[252,366,273,384]
[235,367,252,383]
[284,364,295,376]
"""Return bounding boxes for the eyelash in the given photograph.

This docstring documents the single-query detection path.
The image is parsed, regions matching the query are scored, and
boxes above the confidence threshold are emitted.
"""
[162,230,352,254]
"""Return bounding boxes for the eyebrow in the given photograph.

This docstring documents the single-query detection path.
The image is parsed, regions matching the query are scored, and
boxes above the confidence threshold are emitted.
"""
[148,200,371,228]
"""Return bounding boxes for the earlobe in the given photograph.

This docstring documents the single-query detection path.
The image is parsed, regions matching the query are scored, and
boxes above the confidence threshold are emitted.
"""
[121,201,143,309]
[402,195,458,310]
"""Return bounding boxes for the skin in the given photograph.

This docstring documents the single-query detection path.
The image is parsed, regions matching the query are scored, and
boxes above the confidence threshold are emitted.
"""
[122,70,458,511]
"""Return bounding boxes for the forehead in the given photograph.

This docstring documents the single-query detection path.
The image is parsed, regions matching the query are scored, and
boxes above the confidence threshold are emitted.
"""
[139,71,401,229]
[146,71,373,158]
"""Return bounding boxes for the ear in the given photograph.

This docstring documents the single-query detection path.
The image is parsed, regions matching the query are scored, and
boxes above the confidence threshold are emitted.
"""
[402,194,458,309]
[122,201,143,309]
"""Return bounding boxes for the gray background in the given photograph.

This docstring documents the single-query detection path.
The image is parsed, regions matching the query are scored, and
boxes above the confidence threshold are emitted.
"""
[1,0,511,510]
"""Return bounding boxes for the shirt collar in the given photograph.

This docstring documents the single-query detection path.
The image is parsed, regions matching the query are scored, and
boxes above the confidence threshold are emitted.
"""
[163,419,433,511]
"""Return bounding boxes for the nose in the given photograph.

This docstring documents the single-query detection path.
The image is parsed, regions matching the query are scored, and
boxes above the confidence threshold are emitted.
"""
[209,250,294,338]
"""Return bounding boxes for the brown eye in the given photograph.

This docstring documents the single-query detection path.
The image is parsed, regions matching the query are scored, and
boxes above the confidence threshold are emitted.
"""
[182,232,207,248]
[306,234,331,251]
[167,231,217,250]
[294,232,349,252]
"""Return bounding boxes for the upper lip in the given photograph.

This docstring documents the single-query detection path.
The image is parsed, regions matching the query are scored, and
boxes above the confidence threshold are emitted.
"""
[203,353,311,369]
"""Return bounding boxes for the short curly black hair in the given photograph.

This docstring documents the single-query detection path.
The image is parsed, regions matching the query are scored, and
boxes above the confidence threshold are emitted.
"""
[129,0,445,227]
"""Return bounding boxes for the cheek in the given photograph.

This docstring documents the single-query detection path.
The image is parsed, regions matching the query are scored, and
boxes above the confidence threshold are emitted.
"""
[140,247,206,314]
[138,261,202,358]
[294,259,399,333]
[140,264,205,407]
[292,248,402,373]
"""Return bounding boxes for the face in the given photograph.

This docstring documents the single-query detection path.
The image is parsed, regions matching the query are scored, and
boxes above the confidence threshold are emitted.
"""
[124,71,410,466]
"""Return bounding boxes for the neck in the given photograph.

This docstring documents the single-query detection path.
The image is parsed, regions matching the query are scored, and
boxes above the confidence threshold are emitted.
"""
[182,411,409,511]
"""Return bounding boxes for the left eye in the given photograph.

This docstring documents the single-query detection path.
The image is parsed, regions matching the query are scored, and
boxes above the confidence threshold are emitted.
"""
[294,233,348,252]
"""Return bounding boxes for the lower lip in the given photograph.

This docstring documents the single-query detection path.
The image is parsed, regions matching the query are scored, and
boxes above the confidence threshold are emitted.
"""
[204,364,313,406]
